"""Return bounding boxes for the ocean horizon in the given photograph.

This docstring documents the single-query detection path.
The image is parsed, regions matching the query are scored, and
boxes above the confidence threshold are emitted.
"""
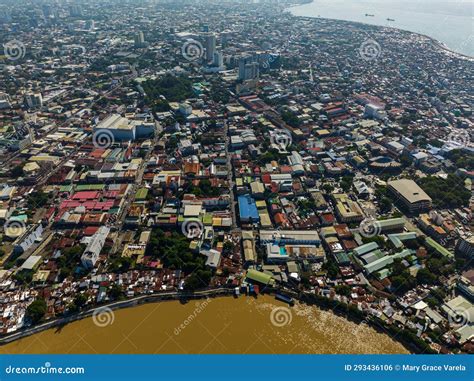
[290,0,474,57]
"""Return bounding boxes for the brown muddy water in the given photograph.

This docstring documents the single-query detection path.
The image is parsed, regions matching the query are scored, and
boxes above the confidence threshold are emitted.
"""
[1,295,407,354]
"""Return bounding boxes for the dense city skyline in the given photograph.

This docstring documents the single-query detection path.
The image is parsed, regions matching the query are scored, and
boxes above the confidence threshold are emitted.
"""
[0,0,472,357]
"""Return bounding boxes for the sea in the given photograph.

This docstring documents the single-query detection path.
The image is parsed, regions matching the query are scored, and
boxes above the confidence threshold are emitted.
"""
[290,0,474,57]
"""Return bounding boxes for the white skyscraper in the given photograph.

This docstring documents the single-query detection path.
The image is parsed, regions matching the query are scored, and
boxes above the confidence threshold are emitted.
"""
[205,33,216,62]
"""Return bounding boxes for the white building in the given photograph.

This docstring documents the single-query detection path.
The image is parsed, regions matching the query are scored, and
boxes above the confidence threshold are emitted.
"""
[94,114,155,142]
[13,224,43,254]
[205,33,216,62]
[81,226,110,269]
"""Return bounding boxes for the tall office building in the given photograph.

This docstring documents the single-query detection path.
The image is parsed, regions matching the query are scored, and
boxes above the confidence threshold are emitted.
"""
[69,5,82,17]
[42,4,52,17]
[134,31,146,48]
[238,55,259,80]
[24,93,43,110]
[205,33,216,62]
[213,52,223,68]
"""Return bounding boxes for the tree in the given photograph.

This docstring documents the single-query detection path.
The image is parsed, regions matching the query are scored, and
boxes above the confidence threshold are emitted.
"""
[300,275,311,289]
[416,268,437,285]
[322,260,339,279]
[109,284,125,300]
[379,197,393,213]
[391,272,416,295]
[223,241,234,254]
[340,176,354,193]
[27,191,49,209]
[322,183,334,194]
[10,165,24,178]
[184,270,212,291]
[26,299,47,324]
[335,284,351,296]
[418,174,470,209]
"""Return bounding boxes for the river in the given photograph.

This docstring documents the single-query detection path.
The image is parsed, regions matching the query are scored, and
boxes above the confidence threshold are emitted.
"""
[290,0,474,57]
[1,296,407,354]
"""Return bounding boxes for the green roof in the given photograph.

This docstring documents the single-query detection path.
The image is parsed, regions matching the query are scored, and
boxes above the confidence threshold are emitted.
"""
[246,269,275,286]
[425,237,453,258]
[135,188,148,200]
[377,268,391,280]
[354,242,379,257]
[203,214,213,225]
[364,249,414,274]
[59,185,73,192]
[377,218,405,229]
[335,252,351,264]
[76,184,105,191]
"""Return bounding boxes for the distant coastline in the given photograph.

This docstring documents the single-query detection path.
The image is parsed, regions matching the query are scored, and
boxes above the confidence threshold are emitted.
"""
[288,0,474,61]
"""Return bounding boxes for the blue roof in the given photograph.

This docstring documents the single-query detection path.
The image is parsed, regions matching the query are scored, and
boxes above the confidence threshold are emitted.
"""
[238,195,260,221]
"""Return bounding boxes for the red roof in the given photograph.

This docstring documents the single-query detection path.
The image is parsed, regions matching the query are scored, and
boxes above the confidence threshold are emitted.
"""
[84,226,99,236]
[72,191,100,200]
[261,173,271,184]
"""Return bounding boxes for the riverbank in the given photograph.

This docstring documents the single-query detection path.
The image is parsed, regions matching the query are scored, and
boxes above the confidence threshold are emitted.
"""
[0,293,408,354]
[0,288,233,346]
[288,0,474,60]
[1,288,418,354]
